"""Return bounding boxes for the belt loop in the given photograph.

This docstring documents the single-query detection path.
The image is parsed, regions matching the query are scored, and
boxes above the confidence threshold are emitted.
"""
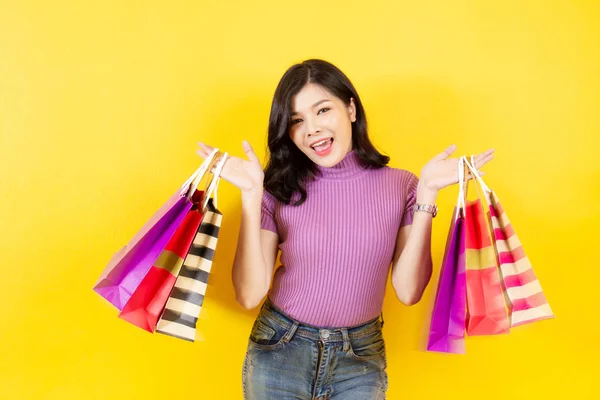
[283,322,299,343]
[263,297,271,310]
[341,328,350,352]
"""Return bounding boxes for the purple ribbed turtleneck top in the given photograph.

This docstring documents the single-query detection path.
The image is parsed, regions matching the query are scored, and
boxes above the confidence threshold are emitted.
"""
[261,150,419,327]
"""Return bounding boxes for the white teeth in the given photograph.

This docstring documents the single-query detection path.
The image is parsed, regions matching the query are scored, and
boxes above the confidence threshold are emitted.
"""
[311,139,330,148]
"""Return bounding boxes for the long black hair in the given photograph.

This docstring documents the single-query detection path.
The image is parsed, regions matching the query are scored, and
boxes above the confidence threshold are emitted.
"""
[263,59,389,205]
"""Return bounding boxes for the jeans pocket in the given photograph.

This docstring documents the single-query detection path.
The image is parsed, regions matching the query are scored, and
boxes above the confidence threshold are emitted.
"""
[248,314,289,350]
[348,330,386,362]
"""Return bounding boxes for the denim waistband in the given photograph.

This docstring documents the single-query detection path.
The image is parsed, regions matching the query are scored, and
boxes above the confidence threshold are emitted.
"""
[259,297,384,342]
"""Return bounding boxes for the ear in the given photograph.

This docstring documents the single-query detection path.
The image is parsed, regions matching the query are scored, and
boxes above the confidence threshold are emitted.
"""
[348,98,357,122]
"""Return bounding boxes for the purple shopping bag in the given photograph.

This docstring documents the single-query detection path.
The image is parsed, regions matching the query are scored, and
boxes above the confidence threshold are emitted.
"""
[427,157,467,354]
[93,149,220,310]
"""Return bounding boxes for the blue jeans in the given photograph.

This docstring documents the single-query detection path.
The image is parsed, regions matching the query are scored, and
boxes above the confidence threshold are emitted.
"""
[243,298,388,399]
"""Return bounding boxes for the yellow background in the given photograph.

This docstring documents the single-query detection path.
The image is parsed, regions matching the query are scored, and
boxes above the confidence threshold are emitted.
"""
[1,1,598,399]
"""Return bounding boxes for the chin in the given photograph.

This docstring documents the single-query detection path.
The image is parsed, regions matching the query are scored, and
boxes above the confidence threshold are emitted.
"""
[308,148,347,168]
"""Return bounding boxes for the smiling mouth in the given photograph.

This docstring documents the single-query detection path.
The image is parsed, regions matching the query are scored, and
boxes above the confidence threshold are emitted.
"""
[310,138,334,153]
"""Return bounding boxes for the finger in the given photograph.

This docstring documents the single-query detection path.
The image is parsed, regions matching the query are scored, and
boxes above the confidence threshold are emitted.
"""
[242,140,261,166]
[471,149,494,166]
[198,141,216,154]
[465,168,486,181]
[432,144,457,161]
[196,149,208,159]
[471,149,493,162]
[473,153,494,169]
[471,149,493,168]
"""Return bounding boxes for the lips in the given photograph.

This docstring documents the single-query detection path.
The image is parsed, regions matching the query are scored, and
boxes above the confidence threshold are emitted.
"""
[310,138,334,156]
[310,138,333,148]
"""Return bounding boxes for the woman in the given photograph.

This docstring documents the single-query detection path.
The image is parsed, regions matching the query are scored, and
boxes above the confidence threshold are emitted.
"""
[197,59,493,399]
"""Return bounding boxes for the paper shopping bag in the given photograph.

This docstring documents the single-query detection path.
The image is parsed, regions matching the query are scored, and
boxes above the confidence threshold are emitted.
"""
[464,157,554,327]
[118,153,228,333]
[427,156,467,354]
[463,157,510,336]
[118,190,205,332]
[156,197,223,341]
[93,148,220,310]
[156,154,228,341]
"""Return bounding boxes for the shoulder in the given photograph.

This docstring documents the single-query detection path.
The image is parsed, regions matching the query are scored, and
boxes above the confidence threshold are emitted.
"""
[261,188,279,210]
[371,166,419,189]
[263,188,277,202]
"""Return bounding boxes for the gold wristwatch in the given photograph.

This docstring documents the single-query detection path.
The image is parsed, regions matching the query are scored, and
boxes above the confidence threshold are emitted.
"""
[414,203,438,218]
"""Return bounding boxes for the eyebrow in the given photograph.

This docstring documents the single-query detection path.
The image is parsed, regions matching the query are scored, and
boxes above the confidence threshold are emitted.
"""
[290,99,330,116]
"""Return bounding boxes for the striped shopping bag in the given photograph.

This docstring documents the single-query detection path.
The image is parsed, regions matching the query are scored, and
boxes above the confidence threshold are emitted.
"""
[464,157,554,327]
[488,191,554,326]
[156,198,222,342]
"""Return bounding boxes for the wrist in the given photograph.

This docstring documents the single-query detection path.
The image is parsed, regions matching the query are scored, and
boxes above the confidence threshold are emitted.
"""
[416,181,438,204]
[241,187,263,209]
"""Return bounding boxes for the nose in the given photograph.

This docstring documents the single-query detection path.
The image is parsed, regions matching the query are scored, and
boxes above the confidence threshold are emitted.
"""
[305,117,321,136]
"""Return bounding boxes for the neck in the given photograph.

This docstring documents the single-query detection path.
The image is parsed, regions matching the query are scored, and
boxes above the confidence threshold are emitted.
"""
[316,150,368,180]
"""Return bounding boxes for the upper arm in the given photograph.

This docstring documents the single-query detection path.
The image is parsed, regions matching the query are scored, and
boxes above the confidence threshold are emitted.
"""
[393,170,418,265]
[392,224,412,265]
[260,189,280,281]
[260,229,279,281]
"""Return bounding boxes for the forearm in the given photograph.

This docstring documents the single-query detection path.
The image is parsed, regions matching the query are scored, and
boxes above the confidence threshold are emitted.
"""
[391,183,437,305]
[232,191,270,309]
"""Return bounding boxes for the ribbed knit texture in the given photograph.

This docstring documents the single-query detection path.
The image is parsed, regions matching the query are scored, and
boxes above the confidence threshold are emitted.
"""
[261,150,419,327]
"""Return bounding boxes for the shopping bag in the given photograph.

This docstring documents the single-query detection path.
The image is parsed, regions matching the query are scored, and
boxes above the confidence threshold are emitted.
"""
[464,157,554,327]
[93,148,220,310]
[156,154,227,341]
[118,191,204,332]
[156,196,223,342]
[427,157,467,354]
[463,156,510,336]
[118,153,228,333]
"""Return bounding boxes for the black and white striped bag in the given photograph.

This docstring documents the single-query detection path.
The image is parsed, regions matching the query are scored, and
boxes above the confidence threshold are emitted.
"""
[156,161,224,342]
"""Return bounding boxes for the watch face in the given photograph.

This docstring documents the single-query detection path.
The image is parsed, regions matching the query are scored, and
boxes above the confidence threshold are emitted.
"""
[414,204,437,217]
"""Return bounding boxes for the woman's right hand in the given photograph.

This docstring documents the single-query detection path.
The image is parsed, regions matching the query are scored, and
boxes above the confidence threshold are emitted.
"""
[197,140,265,200]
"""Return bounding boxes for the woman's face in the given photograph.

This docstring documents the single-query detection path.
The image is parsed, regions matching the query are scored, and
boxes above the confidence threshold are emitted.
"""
[288,83,356,167]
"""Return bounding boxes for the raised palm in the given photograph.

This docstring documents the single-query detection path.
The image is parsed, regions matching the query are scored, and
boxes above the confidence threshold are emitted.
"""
[420,145,495,191]
[197,141,264,196]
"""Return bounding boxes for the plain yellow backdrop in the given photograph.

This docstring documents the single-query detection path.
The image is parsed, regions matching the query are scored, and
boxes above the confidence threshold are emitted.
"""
[1,1,599,399]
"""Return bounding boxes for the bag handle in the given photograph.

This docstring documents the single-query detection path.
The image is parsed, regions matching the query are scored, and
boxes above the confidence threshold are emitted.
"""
[464,156,491,194]
[182,148,219,192]
[187,148,221,199]
[464,155,493,207]
[457,156,466,217]
[200,152,228,212]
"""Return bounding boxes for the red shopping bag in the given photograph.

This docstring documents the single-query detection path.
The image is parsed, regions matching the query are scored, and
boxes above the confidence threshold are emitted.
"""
[463,157,510,336]
[118,191,204,332]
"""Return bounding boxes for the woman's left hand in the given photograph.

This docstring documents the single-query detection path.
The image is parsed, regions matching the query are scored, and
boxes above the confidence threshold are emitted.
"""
[419,144,495,193]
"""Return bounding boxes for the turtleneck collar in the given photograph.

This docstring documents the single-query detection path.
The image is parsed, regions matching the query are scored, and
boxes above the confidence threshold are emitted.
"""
[315,150,369,180]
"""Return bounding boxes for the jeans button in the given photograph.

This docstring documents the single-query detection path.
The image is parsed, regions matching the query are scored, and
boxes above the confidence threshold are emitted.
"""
[320,329,330,339]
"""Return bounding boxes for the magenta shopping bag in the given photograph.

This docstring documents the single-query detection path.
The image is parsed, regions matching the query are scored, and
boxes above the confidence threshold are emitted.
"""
[93,149,220,310]
[427,157,467,354]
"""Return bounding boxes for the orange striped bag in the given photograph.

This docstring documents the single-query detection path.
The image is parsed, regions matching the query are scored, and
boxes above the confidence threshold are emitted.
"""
[464,157,554,327]
[463,172,510,336]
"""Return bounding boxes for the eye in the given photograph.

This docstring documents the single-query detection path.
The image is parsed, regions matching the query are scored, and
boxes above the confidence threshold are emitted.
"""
[290,118,303,125]
[317,107,330,115]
